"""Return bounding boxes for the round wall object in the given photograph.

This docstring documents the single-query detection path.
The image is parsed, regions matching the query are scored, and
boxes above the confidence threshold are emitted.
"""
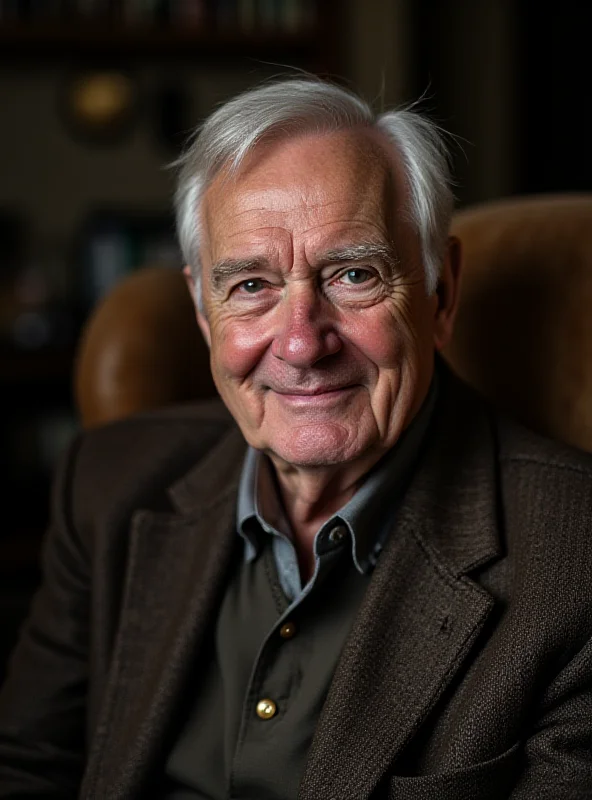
[60,70,139,146]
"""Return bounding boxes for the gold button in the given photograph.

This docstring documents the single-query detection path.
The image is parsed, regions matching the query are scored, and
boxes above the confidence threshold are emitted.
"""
[279,621,296,640]
[256,698,277,720]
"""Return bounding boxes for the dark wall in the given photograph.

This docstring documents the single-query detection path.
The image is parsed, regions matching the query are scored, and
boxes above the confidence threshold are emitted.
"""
[410,0,592,206]
[517,2,592,194]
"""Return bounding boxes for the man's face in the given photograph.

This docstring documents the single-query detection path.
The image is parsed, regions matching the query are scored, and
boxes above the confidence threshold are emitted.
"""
[193,129,458,471]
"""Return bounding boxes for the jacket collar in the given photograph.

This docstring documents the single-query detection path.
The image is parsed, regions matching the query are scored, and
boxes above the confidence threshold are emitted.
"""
[398,364,501,576]
[167,424,248,516]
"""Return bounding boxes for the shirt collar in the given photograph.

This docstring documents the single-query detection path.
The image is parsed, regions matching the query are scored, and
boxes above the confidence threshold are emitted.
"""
[237,374,438,573]
[237,447,290,561]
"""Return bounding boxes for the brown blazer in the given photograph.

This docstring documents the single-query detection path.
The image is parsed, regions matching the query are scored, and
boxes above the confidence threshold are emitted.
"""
[1,367,592,799]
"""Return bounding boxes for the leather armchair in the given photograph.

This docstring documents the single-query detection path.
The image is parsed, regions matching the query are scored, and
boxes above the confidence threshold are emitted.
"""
[74,266,216,428]
[74,194,592,453]
[447,194,592,452]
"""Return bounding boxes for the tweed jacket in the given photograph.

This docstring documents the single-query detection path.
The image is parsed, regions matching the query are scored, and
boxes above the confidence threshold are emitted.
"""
[1,367,592,800]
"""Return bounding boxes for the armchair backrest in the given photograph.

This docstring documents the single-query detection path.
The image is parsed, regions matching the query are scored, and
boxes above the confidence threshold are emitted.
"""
[74,266,215,429]
[446,194,592,452]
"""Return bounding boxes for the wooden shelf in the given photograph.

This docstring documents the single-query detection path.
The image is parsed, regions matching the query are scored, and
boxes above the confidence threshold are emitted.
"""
[0,23,318,61]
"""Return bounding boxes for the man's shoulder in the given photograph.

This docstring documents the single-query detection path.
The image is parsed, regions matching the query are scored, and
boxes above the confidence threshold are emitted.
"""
[66,400,240,526]
[496,412,592,481]
[442,364,592,480]
[76,399,235,465]
[440,367,592,541]
[437,376,592,617]
[492,412,592,582]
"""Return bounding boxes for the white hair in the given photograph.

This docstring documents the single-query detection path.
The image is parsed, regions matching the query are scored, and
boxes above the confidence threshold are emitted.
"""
[174,78,454,301]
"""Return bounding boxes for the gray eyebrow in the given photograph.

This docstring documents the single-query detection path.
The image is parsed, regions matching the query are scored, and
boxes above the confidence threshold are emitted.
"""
[210,258,269,291]
[209,243,400,292]
[321,243,400,271]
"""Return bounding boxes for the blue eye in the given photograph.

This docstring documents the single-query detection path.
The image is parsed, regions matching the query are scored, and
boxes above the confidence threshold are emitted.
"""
[241,278,265,293]
[344,268,371,284]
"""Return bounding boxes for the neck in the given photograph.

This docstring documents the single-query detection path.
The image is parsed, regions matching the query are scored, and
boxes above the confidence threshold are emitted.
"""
[264,455,378,581]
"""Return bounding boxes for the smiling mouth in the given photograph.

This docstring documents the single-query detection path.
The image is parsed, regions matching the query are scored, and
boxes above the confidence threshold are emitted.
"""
[272,385,357,403]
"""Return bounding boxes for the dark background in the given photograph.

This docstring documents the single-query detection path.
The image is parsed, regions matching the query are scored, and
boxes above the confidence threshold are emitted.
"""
[1,0,590,680]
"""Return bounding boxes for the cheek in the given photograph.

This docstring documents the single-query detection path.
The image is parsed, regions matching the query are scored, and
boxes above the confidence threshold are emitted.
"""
[210,317,271,381]
[343,310,409,367]
[355,295,436,367]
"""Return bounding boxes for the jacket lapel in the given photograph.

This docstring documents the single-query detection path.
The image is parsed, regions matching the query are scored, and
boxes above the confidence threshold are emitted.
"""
[82,426,246,799]
[300,370,502,800]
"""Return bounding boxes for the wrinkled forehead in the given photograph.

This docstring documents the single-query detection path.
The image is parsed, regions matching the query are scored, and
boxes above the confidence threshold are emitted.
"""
[200,127,409,250]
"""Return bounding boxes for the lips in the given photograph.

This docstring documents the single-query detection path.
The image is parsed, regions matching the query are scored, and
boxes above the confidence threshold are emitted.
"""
[274,386,353,396]
[269,385,359,409]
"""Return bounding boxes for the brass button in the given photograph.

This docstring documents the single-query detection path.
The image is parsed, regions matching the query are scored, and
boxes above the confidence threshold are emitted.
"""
[328,524,347,544]
[279,621,296,640]
[256,698,277,720]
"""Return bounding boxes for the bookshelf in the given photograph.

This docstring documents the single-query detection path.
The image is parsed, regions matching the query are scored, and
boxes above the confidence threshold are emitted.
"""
[0,0,327,59]
[0,4,339,75]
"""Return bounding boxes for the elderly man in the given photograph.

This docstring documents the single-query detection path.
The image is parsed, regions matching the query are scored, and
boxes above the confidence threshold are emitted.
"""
[1,79,592,800]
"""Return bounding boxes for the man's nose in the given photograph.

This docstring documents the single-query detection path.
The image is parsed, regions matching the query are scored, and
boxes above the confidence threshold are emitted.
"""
[271,291,341,367]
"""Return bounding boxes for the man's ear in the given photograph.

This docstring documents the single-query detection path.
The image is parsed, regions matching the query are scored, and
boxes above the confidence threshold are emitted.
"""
[183,265,211,348]
[433,236,462,352]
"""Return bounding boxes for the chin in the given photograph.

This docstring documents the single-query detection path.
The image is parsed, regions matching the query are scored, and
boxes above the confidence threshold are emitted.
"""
[263,422,374,469]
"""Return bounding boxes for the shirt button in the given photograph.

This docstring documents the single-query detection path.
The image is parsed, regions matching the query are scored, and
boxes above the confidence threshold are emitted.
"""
[256,698,277,720]
[279,621,296,640]
[328,524,347,545]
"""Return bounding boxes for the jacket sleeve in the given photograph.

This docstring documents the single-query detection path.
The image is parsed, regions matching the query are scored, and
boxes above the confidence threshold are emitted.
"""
[510,634,592,799]
[0,435,89,797]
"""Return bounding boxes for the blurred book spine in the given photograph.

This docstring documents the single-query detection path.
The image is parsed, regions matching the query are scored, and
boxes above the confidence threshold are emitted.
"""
[120,0,152,24]
[75,0,113,20]
[282,0,306,32]
[0,0,316,30]
[169,0,206,27]
[257,0,275,29]
[81,216,134,309]
[233,0,315,32]
[237,0,255,32]
[214,0,234,29]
